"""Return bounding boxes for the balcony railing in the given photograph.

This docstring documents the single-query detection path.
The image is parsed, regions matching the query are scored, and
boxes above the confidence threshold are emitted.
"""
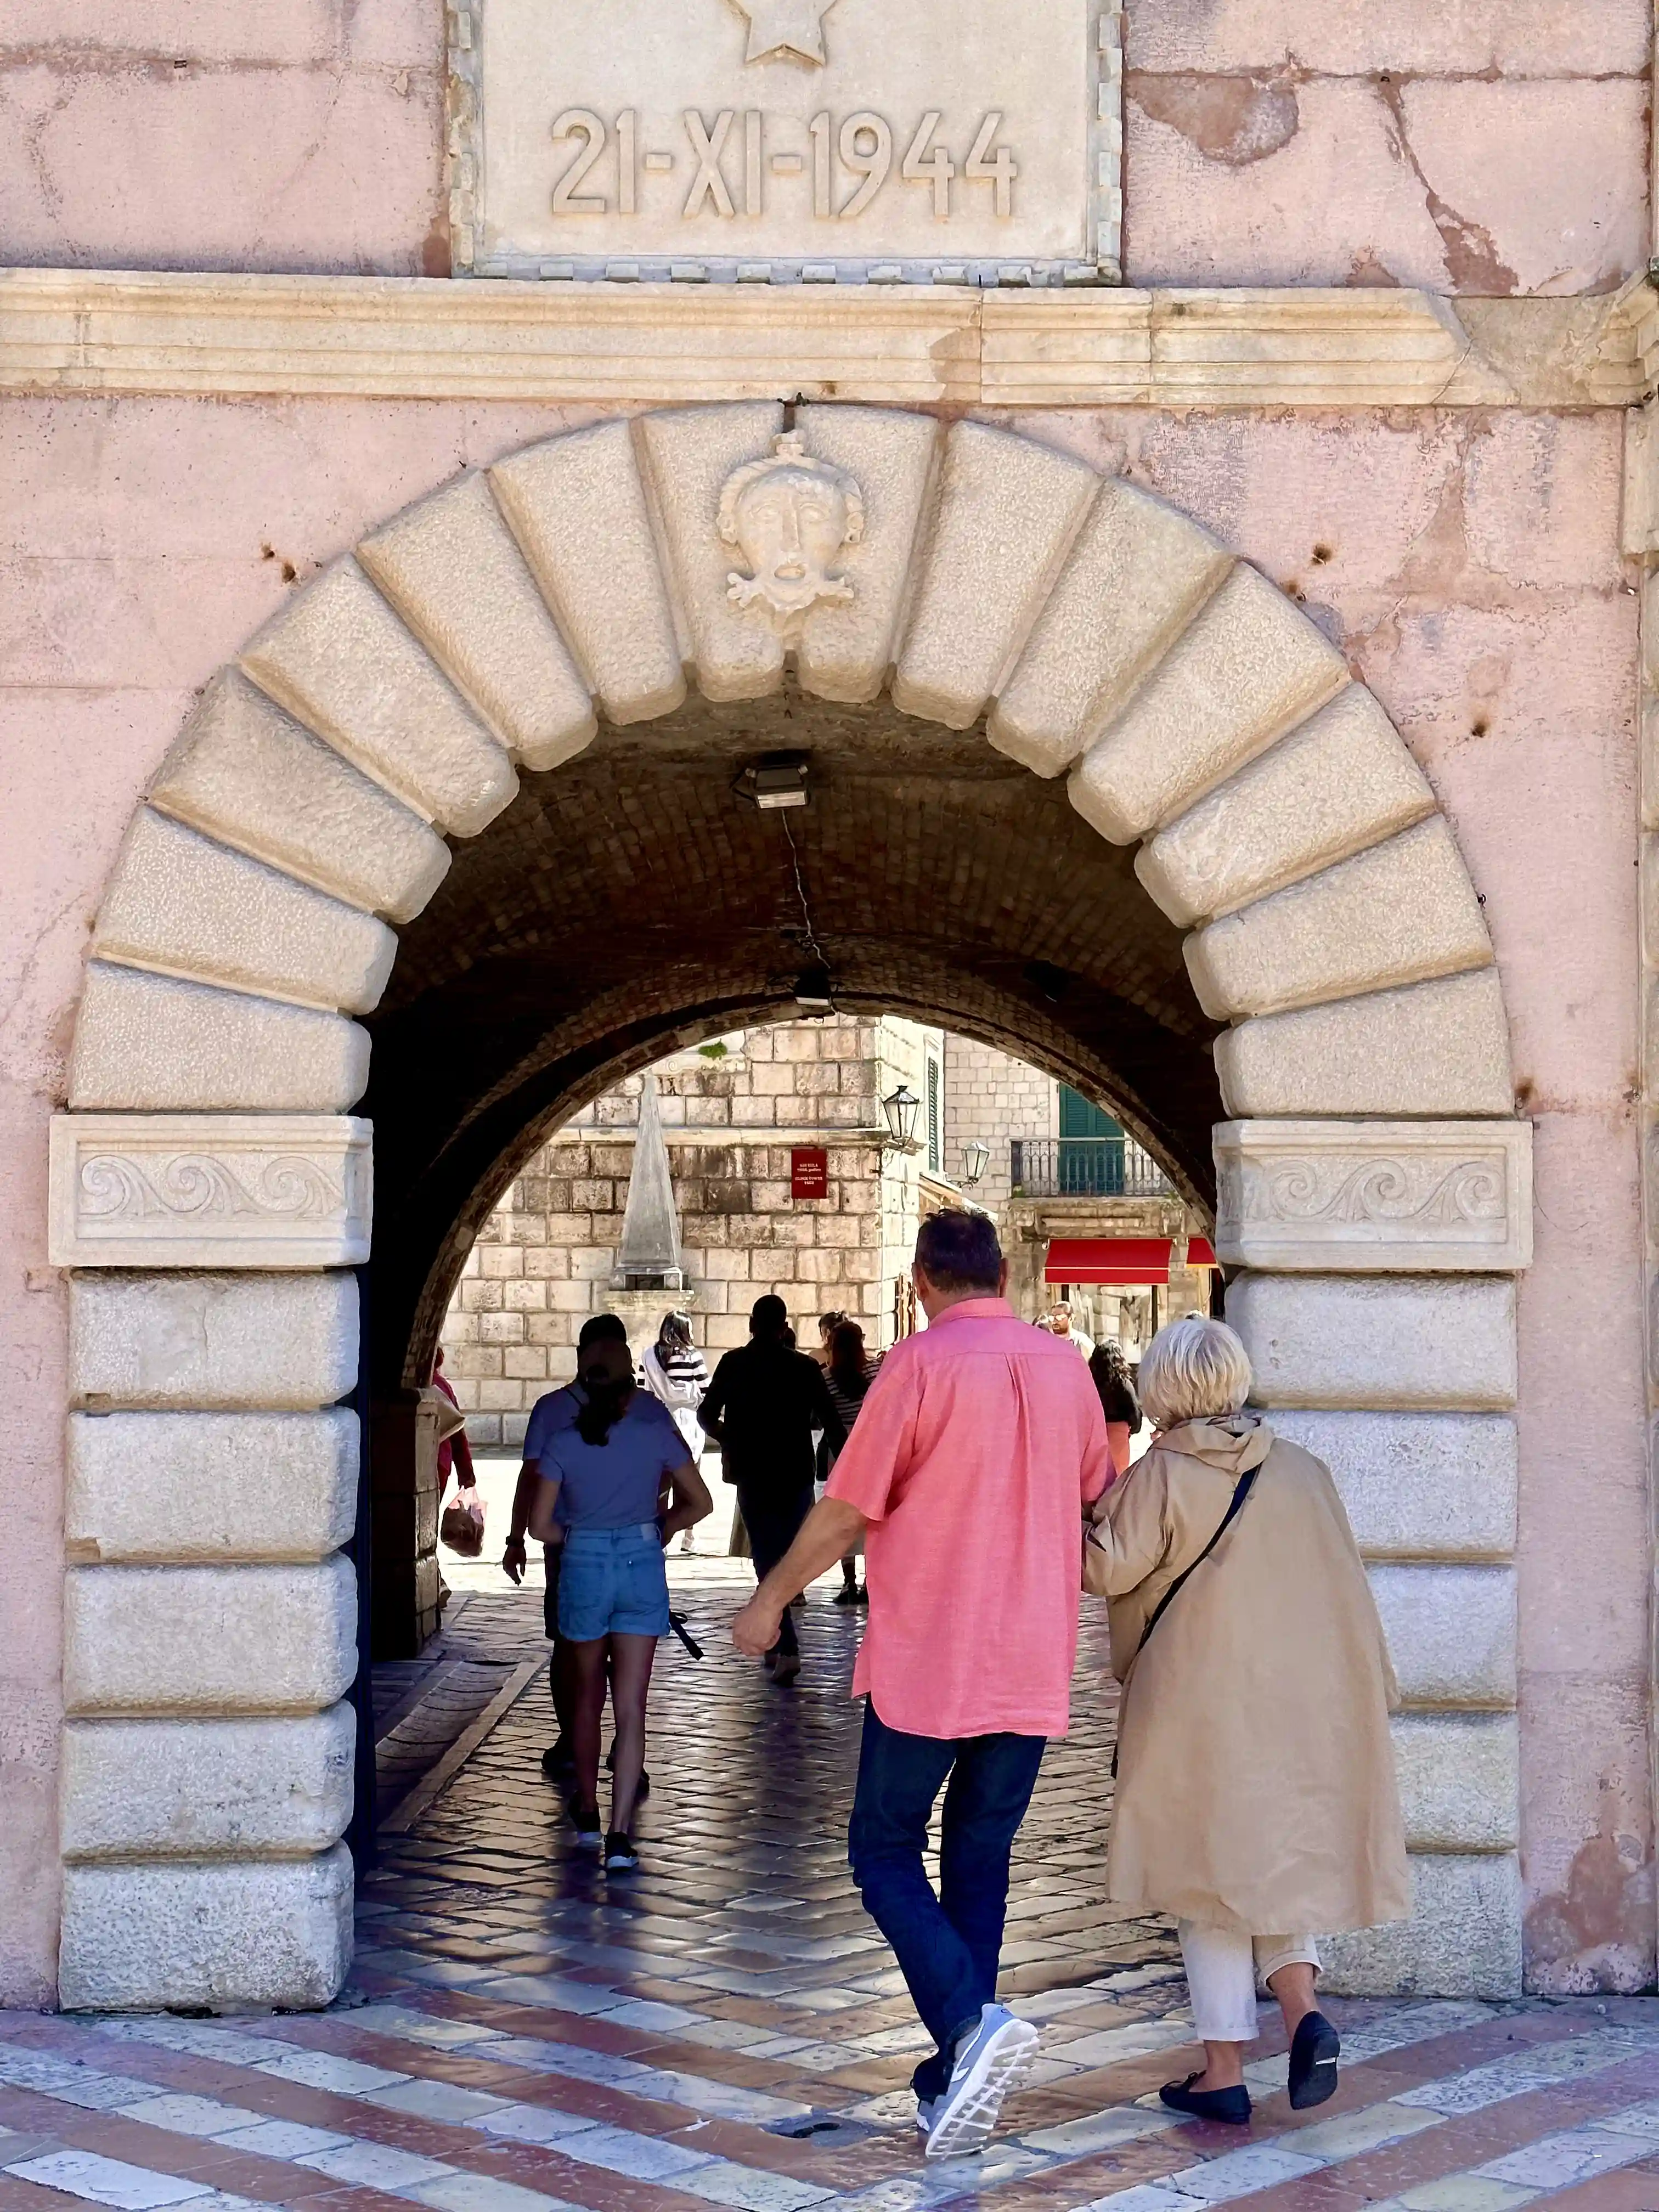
[1008,1136,1172,1198]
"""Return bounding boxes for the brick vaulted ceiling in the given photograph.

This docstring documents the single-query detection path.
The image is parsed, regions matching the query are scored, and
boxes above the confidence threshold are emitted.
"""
[364,688,1223,1383]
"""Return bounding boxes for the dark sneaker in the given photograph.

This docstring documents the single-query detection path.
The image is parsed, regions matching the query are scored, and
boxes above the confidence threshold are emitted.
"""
[603,1832,640,1872]
[1287,2011,1340,2109]
[915,2097,938,2140]
[854,1583,869,1606]
[569,1801,603,1853]
[771,1652,801,1685]
[1159,2072,1251,2125]
[833,1581,861,1606]
[541,1740,574,1781]
[924,2004,1039,2159]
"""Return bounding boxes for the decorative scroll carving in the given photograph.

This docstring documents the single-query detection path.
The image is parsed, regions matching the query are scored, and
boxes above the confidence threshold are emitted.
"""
[1213,1120,1531,1274]
[719,432,864,622]
[1222,1155,1508,1231]
[78,1153,348,1224]
[49,1116,372,1269]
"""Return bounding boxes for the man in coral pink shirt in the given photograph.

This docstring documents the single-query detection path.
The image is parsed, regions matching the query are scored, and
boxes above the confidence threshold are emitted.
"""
[732,1211,1115,2159]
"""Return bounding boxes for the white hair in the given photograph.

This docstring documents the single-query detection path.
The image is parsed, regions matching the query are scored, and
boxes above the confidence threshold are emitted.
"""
[1137,1316,1252,1428]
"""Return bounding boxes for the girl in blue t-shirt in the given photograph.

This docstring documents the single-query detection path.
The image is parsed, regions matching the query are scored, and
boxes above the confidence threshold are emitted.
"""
[528,1336,712,1869]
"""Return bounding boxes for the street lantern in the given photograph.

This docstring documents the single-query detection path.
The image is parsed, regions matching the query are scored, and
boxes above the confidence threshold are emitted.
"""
[961,1138,990,1188]
[882,1084,920,1146]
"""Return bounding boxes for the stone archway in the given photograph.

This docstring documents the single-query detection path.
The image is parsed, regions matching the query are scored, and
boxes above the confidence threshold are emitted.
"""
[48,404,1530,2014]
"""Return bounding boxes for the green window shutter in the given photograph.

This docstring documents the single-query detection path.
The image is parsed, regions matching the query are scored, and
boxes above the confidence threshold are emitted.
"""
[1058,1085,1122,1140]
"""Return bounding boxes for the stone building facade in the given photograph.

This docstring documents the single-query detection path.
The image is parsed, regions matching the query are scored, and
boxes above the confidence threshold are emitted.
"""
[442,1016,941,1447]
[3,0,1656,2019]
[443,1019,1212,1452]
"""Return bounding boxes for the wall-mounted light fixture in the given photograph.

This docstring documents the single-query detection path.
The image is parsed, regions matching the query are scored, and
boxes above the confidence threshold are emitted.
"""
[882,1085,921,1147]
[736,752,811,809]
[961,1139,991,1188]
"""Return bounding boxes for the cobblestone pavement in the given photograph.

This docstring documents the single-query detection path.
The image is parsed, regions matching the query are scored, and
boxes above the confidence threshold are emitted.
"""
[8,1575,1659,2212]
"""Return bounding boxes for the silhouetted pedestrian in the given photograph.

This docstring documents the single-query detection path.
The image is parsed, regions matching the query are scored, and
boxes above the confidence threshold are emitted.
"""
[699,1295,843,1685]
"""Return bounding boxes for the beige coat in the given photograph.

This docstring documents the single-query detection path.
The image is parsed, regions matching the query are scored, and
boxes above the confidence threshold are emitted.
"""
[1084,1416,1409,1936]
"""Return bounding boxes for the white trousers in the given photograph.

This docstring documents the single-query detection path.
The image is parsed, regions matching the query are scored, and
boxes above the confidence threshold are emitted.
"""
[1177,1921,1321,2044]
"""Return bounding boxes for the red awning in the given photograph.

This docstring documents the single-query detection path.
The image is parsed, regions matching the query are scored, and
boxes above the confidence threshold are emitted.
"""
[1045,1235,1218,1284]
[1046,1237,1171,1285]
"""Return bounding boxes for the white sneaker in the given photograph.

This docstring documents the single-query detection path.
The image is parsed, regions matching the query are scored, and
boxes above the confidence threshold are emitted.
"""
[923,2005,1040,2159]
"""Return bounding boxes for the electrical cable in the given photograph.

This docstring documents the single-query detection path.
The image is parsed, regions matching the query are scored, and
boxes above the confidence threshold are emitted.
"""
[779,809,833,1005]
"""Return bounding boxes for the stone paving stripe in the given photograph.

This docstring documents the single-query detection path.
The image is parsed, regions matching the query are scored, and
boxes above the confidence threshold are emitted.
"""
[0,2092,412,2212]
[9,2037,840,2212]
[3,2154,217,2211]
[1520,2166,1659,2211]
[1149,2054,1659,2212]
[0,2176,107,2212]
[382,1668,548,1838]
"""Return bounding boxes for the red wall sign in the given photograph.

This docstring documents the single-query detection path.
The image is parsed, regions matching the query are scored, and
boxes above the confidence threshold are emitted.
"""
[791,1147,829,1201]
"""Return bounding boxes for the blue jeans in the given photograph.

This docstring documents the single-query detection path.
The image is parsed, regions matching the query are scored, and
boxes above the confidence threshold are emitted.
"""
[847,1703,1046,2102]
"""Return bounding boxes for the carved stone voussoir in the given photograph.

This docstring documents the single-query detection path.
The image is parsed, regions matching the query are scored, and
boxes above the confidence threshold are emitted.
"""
[1214,1119,1532,1275]
[49,1115,372,1270]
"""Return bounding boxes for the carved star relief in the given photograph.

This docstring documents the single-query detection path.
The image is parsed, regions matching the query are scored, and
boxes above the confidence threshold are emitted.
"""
[729,0,839,66]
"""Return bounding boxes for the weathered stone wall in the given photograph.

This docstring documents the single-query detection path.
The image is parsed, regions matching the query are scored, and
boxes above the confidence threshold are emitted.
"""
[2,3,1647,294]
[1123,0,1650,293]
[0,390,1639,2006]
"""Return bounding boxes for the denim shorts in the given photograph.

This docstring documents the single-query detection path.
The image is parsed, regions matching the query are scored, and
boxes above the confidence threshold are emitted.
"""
[557,1523,670,1641]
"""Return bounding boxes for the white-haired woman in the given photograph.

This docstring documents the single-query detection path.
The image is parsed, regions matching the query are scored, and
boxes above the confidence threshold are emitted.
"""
[1084,1315,1408,2126]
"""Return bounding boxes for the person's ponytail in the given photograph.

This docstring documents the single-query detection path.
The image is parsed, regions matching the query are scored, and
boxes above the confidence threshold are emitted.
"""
[576,1369,633,1446]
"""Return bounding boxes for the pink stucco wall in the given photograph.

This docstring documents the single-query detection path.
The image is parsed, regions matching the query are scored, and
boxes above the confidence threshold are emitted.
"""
[1123,0,1652,292]
[0,0,447,275]
[0,393,1644,2000]
[1018,405,1649,1988]
[1,1,1650,292]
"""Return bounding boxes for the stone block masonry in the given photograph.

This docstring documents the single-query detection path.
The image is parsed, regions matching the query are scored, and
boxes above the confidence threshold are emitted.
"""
[12,393,1579,2015]
[443,1016,939,1446]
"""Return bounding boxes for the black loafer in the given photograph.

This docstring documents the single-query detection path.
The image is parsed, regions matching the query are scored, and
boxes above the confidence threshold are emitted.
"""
[1160,2073,1251,2125]
[1288,2011,1340,2109]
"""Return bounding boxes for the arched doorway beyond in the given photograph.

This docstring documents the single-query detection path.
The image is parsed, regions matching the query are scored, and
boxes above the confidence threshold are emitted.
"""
[47,404,1528,2013]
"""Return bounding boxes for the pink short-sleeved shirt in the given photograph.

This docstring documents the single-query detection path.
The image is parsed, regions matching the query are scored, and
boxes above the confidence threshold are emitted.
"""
[825,1297,1115,1740]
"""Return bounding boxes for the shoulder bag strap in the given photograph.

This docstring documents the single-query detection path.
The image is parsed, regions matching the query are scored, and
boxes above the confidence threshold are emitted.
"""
[1111,1464,1259,1778]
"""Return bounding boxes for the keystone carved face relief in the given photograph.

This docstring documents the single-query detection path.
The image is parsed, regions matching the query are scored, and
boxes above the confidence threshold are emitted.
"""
[719,432,865,622]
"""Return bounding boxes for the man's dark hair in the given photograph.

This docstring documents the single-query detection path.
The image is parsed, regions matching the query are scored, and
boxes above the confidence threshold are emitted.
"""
[750,1294,790,1338]
[577,1312,630,1351]
[915,1210,1002,1294]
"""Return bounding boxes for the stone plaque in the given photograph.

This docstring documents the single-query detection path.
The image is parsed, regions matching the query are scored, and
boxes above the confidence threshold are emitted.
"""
[449,0,1121,285]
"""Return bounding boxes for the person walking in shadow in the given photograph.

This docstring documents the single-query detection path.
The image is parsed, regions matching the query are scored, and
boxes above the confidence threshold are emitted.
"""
[822,1318,881,1606]
[505,1313,634,1784]
[730,1214,1115,2158]
[526,1335,712,1869]
[699,1295,844,1686]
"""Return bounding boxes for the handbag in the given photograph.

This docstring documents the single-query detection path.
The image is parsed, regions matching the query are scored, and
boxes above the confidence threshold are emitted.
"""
[1110,1463,1258,1778]
[440,1483,486,1559]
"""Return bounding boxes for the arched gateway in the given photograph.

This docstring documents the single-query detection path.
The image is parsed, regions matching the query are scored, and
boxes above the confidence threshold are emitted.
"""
[48,404,1530,2013]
